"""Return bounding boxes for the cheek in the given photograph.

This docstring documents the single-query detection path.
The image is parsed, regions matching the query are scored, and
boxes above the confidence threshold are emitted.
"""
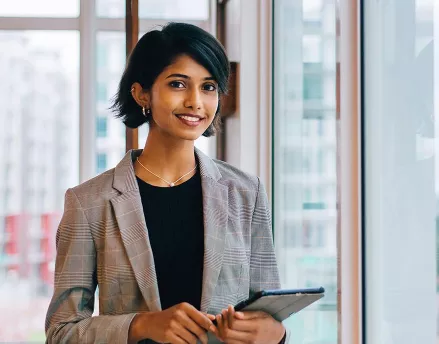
[155,92,178,112]
[207,96,219,116]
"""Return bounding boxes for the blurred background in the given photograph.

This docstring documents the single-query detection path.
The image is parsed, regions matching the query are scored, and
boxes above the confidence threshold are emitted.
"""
[0,0,437,343]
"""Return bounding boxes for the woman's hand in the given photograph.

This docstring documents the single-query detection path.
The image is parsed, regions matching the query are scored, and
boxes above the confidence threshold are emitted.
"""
[215,305,285,344]
[130,302,218,344]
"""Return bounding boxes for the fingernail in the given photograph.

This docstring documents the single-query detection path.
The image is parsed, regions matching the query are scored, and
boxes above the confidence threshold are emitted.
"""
[236,311,244,317]
[209,325,216,332]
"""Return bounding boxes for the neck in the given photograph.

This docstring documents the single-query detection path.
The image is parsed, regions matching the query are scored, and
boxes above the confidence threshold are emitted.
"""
[136,130,197,185]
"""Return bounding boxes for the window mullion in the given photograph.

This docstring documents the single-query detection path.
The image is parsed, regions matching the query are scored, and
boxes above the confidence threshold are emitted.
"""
[79,0,97,182]
[0,17,79,30]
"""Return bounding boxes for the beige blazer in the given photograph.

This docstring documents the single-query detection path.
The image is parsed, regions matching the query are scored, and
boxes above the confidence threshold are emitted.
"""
[45,148,289,343]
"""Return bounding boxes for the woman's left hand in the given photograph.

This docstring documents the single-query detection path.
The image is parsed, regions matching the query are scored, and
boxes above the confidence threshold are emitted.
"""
[214,305,285,344]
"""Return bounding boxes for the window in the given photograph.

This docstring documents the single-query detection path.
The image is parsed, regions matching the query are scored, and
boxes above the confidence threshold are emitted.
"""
[363,0,438,342]
[0,0,79,17]
[96,82,108,102]
[1,3,213,342]
[96,117,107,138]
[96,153,107,173]
[273,0,338,343]
[303,35,321,63]
[303,73,323,100]
[95,32,126,175]
[0,30,79,341]
[303,0,323,23]
[96,0,210,20]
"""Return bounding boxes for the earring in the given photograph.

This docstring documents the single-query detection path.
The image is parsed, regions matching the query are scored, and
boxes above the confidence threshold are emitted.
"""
[142,107,151,117]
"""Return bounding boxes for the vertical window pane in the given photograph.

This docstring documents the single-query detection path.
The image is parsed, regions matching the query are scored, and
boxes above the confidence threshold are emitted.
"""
[97,0,209,20]
[364,0,438,342]
[96,117,108,138]
[0,31,79,342]
[0,0,79,17]
[96,153,107,174]
[273,0,337,343]
[96,32,126,175]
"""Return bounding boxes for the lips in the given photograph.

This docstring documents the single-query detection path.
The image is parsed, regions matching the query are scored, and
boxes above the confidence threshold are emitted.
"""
[175,114,204,127]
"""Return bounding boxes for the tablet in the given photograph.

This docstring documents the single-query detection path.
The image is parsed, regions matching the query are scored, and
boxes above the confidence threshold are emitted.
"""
[229,287,325,322]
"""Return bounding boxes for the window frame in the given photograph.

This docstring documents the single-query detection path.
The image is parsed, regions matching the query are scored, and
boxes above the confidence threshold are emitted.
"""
[269,0,363,343]
[0,0,214,182]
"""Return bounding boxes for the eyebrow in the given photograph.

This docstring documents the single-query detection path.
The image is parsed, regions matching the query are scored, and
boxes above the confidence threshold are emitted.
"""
[166,73,216,81]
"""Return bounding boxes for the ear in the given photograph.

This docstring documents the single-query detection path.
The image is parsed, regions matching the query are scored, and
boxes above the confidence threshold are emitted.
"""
[130,82,150,108]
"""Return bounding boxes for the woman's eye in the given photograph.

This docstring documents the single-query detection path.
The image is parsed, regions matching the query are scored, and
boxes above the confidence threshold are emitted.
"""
[170,81,185,88]
[203,84,217,91]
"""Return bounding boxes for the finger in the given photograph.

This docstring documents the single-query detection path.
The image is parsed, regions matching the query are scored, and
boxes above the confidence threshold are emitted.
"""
[178,312,209,343]
[197,331,208,344]
[202,312,219,334]
[219,327,253,342]
[227,305,235,329]
[227,319,255,332]
[174,322,199,344]
[234,310,268,320]
[203,313,216,321]
[221,309,229,329]
[234,311,245,319]
[168,331,190,344]
[208,325,220,339]
[216,314,226,341]
[183,304,214,331]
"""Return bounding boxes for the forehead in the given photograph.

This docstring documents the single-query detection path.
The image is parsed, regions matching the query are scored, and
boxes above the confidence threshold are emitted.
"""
[161,55,212,79]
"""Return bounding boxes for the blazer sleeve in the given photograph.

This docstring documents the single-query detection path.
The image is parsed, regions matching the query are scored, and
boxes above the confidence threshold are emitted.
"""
[249,178,281,292]
[45,188,137,344]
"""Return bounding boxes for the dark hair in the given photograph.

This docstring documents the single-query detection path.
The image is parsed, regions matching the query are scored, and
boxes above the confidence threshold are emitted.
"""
[111,22,230,137]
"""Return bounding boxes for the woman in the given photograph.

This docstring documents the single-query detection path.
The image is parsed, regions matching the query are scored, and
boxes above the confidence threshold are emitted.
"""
[45,22,289,344]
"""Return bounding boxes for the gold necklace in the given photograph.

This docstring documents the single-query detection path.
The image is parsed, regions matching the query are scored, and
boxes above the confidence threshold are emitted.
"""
[136,158,197,187]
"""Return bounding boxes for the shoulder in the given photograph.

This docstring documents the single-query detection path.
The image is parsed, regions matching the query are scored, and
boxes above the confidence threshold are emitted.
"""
[212,159,261,192]
[67,168,118,207]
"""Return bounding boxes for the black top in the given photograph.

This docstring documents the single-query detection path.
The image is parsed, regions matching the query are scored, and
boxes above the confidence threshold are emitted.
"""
[136,170,204,311]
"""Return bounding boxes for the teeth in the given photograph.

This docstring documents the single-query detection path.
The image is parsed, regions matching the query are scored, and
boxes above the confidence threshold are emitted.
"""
[179,115,200,122]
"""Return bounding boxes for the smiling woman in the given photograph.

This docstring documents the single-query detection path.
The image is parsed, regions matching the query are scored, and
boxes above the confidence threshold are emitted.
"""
[45,22,288,344]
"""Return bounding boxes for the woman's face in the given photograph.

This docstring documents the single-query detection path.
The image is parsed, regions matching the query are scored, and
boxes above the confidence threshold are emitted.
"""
[143,54,219,141]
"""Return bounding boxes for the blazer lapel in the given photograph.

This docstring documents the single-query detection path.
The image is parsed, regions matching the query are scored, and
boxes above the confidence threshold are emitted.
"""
[110,150,161,312]
[196,149,228,313]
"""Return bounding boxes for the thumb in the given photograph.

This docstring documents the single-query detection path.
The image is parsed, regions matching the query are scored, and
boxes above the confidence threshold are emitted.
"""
[203,312,216,321]
[234,311,267,320]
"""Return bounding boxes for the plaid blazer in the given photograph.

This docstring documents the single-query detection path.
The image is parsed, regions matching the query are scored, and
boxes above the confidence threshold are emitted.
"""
[45,148,289,343]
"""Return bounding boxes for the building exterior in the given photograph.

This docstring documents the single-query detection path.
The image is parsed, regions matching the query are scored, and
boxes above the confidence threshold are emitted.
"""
[273,1,338,342]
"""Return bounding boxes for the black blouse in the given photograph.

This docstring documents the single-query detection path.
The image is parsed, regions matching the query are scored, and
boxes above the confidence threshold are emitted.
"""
[136,170,204,311]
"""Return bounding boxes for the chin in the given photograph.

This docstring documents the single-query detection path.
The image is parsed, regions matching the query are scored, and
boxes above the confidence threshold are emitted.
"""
[173,129,206,142]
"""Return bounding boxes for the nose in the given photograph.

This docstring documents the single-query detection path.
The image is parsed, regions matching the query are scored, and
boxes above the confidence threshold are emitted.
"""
[183,88,202,110]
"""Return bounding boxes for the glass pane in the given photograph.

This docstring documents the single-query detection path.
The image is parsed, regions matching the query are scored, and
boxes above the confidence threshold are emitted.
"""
[0,31,79,342]
[96,32,126,175]
[364,0,438,342]
[0,0,79,17]
[273,0,337,343]
[97,0,209,20]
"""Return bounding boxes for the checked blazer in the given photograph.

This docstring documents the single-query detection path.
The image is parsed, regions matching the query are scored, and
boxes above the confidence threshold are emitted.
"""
[45,148,290,343]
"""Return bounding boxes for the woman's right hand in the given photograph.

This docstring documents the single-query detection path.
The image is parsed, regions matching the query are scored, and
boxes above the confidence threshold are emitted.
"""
[131,302,218,344]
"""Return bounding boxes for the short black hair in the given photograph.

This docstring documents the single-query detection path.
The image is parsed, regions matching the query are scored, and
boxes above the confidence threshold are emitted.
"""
[111,22,230,137]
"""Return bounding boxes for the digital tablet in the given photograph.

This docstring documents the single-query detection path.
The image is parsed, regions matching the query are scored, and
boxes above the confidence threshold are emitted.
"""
[215,287,325,323]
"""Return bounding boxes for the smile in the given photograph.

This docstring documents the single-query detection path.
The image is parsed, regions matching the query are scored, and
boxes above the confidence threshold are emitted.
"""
[175,114,204,127]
